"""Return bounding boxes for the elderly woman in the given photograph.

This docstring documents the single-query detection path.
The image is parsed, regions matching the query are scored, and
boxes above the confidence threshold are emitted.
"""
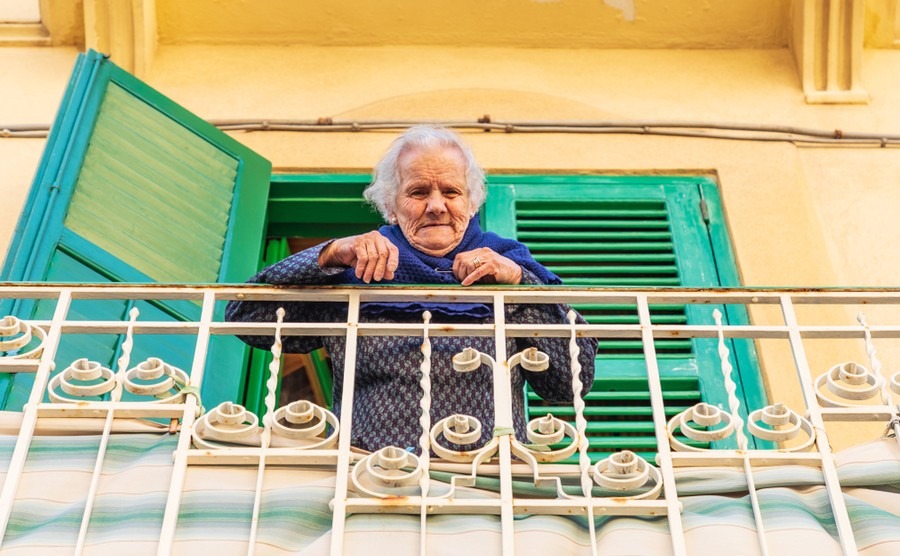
[226,126,597,453]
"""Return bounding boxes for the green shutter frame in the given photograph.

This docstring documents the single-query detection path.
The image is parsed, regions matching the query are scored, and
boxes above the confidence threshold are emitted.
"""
[483,175,767,459]
[0,50,271,410]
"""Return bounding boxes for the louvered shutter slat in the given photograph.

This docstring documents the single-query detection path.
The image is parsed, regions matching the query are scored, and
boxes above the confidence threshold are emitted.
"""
[510,197,705,461]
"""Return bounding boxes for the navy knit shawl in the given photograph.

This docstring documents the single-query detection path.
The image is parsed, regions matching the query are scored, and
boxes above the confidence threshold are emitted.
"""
[339,217,560,319]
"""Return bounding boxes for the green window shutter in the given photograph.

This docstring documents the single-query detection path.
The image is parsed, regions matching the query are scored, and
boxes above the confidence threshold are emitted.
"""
[0,50,271,410]
[484,176,767,460]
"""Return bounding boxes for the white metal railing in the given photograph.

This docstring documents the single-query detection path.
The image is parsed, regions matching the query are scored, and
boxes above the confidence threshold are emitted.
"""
[0,284,899,556]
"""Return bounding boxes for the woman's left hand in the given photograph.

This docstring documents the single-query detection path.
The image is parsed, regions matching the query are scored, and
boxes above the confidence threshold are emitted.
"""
[453,248,523,286]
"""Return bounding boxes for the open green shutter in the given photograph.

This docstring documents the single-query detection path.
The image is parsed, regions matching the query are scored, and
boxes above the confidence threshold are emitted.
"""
[0,50,271,410]
[484,176,766,460]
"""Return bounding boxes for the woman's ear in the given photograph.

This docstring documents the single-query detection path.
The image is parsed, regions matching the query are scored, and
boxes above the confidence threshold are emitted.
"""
[389,215,398,224]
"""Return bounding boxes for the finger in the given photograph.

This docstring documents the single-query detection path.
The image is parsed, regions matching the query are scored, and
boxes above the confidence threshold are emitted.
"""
[353,239,370,281]
[461,262,493,286]
[384,241,400,280]
[371,237,392,281]
[452,252,466,277]
[453,254,474,283]
[453,250,483,282]
[362,240,381,283]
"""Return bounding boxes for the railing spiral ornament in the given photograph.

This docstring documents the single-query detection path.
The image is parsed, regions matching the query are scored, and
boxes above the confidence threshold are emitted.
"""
[746,402,815,451]
[193,401,261,448]
[429,414,484,462]
[193,399,340,449]
[667,402,735,451]
[518,346,550,372]
[47,358,116,402]
[0,315,46,360]
[591,451,663,499]
[123,357,191,403]
[450,347,483,373]
[527,414,566,445]
[891,372,900,395]
[351,446,423,498]
[520,413,579,463]
[815,361,884,407]
[271,400,340,449]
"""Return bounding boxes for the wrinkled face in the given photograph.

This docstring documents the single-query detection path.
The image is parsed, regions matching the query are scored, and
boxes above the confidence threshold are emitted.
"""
[392,145,472,257]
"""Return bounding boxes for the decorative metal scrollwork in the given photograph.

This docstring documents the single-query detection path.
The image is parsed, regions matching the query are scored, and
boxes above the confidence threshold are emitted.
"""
[668,402,735,451]
[430,413,483,462]
[193,401,260,446]
[193,400,339,450]
[592,450,662,499]
[123,357,191,403]
[668,401,815,451]
[522,413,579,462]
[815,361,884,407]
[0,315,46,360]
[351,446,423,498]
[271,400,340,448]
[47,358,116,402]
[746,402,815,451]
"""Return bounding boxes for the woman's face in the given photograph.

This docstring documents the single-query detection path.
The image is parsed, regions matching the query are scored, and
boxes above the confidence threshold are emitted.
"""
[393,145,472,257]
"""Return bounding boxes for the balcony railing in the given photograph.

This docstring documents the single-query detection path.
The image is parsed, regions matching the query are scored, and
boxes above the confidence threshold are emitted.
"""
[0,284,899,556]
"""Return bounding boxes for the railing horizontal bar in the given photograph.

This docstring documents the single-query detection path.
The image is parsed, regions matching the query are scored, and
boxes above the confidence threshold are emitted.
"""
[5,286,900,312]
[667,451,823,467]
[819,407,898,420]
[187,449,345,466]
[4,284,900,296]
[797,326,900,338]
[36,403,189,418]
[16,320,899,342]
[342,498,669,516]
[344,499,501,514]
[515,499,670,514]
[59,322,202,334]
[0,360,41,373]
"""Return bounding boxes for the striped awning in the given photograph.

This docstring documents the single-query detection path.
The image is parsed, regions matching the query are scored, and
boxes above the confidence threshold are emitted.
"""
[1,425,897,555]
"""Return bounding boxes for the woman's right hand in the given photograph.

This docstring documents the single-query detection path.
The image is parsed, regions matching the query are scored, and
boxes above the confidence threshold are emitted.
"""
[318,231,399,283]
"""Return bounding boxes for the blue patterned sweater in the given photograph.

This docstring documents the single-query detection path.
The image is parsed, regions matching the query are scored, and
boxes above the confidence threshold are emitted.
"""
[225,242,598,454]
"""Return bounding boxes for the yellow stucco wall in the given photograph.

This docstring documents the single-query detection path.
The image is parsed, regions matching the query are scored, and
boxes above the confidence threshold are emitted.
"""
[154,0,791,48]
[1,1,899,448]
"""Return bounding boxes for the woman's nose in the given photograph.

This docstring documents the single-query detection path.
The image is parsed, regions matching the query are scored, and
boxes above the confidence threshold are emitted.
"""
[425,192,447,214]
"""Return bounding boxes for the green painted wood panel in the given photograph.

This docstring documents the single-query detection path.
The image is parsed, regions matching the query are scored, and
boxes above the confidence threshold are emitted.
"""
[483,175,766,457]
[0,50,271,411]
[64,83,237,284]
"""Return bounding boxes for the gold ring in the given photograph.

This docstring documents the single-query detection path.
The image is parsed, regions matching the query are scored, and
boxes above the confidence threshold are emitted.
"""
[473,256,483,268]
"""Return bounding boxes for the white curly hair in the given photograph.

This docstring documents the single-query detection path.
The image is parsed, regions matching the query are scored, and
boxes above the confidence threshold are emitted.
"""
[363,126,487,221]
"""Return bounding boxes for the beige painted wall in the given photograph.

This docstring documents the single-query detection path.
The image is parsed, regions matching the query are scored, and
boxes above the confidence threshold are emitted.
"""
[1,41,899,447]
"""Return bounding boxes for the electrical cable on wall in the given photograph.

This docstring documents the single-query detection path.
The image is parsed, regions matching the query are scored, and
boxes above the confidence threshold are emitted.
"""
[2,118,899,147]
